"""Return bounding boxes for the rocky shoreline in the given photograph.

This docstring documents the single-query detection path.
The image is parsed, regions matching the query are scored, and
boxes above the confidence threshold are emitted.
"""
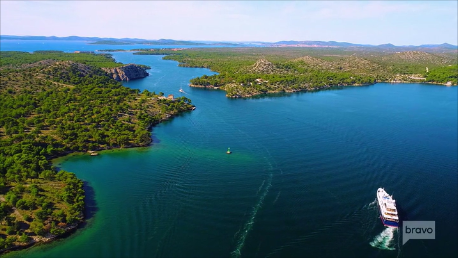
[189,84,221,90]
[190,82,372,98]
[189,80,454,98]
[1,223,79,255]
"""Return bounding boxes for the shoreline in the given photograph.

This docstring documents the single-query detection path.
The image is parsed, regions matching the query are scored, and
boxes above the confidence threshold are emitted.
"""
[50,105,195,162]
[1,224,79,255]
[189,80,455,98]
[0,103,195,256]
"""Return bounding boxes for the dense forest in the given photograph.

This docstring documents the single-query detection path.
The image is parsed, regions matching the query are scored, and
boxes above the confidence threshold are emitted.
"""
[425,65,458,84]
[0,51,193,252]
[0,51,124,68]
[154,47,457,97]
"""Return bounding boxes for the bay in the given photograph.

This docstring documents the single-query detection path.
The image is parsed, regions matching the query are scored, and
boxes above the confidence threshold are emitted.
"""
[2,41,457,258]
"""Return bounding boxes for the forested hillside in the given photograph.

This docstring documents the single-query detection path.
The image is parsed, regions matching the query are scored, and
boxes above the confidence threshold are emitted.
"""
[0,51,193,252]
[157,47,457,97]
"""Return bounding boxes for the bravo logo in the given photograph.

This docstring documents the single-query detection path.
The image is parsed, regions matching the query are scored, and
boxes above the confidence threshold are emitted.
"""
[403,221,435,245]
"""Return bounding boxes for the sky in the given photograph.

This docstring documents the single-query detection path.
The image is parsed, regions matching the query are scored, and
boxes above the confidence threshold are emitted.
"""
[1,1,457,46]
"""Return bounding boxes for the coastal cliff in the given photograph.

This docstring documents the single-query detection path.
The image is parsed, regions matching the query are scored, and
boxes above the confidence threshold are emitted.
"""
[102,64,149,81]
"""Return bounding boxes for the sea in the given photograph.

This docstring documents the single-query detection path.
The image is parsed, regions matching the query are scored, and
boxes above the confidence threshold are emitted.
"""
[1,40,457,258]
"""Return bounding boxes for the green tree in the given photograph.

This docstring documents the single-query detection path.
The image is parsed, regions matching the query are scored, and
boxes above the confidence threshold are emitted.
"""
[19,232,30,243]
[30,220,45,236]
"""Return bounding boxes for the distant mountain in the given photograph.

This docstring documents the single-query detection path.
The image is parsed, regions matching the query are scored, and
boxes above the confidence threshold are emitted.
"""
[0,35,239,46]
[377,43,396,48]
[268,40,457,52]
[1,35,456,50]
[272,40,368,47]
[0,35,121,41]
[419,43,457,49]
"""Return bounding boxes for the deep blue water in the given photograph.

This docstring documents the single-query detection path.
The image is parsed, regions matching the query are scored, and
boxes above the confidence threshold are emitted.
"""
[2,40,457,258]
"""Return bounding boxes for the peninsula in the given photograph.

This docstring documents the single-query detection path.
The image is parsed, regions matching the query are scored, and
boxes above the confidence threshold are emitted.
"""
[130,47,457,98]
[0,51,194,253]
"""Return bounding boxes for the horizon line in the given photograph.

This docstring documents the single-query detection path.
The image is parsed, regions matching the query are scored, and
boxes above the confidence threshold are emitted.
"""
[1,34,457,48]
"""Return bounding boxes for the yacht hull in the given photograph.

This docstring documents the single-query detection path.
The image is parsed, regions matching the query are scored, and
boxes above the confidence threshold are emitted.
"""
[377,188,399,228]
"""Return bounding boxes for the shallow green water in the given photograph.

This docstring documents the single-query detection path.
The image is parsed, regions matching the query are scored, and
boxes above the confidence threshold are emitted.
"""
[4,48,457,258]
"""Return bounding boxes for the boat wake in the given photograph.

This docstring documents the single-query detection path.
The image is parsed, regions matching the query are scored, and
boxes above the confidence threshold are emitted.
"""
[369,227,397,251]
[365,198,377,209]
[231,172,273,258]
[272,191,281,205]
[226,122,278,258]
[256,180,265,196]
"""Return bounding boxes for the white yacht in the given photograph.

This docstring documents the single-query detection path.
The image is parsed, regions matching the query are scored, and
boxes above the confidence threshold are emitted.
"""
[376,188,399,227]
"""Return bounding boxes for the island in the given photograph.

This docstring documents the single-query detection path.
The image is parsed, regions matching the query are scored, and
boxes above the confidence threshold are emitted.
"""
[88,39,206,46]
[0,51,194,253]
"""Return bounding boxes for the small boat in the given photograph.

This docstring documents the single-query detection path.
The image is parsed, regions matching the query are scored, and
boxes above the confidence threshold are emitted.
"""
[88,150,99,156]
[377,188,399,227]
[226,147,232,154]
[179,87,185,93]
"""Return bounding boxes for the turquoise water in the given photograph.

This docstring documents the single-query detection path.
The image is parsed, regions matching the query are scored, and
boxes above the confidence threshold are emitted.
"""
[2,41,457,258]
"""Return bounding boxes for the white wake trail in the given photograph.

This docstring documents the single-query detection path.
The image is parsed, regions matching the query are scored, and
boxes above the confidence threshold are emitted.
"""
[370,227,397,251]
[231,173,272,258]
[365,198,377,209]
[272,191,281,205]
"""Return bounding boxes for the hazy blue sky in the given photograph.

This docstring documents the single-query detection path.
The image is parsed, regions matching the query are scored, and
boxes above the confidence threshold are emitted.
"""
[1,1,457,45]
